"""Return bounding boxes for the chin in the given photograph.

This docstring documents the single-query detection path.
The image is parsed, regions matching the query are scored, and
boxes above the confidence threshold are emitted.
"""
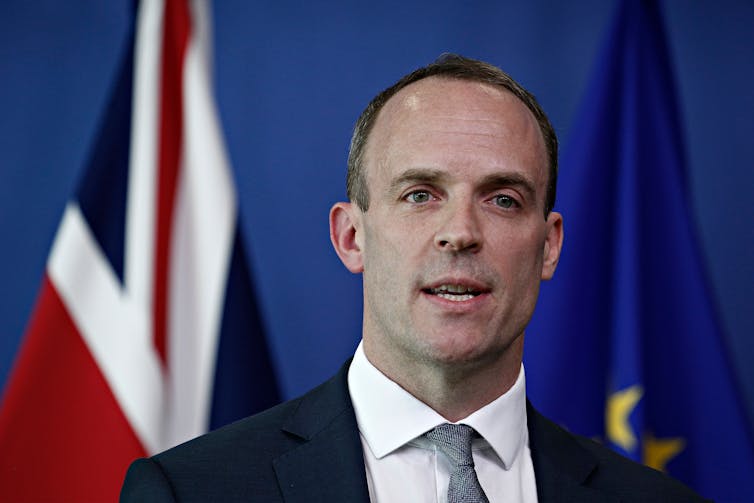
[420,334,493,366]
[420,328,522,368]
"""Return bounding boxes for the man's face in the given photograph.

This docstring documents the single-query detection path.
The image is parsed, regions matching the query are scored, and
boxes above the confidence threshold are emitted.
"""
[333,77,562,375]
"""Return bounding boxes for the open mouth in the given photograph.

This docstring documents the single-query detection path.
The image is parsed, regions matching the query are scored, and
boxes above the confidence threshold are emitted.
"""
[423,284,483,302]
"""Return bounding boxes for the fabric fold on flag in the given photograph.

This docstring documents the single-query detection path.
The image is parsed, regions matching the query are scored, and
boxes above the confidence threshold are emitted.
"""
[524,0,754,500]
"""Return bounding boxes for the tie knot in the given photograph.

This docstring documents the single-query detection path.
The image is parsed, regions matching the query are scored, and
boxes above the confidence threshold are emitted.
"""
[425,423,476,467]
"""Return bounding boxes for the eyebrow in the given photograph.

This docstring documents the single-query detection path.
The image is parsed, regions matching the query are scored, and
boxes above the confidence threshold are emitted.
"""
[476,173,537,201]
[387,168,449,197]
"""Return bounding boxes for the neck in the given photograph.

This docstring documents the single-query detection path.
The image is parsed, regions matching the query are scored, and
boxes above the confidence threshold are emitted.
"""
[363,335,524,422]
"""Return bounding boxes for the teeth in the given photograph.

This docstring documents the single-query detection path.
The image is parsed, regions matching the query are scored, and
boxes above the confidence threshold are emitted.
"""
[437,293,475,302]
[429,284,481,301]
[447,284,467,293]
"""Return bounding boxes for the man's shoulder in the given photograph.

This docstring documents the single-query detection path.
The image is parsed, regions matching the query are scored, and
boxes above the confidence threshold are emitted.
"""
[121,363,359,501]
[155,394,305,467]
[572,431,706,500]
[528,404,709,502]
[153,361,354,469]
[121,395,306,502]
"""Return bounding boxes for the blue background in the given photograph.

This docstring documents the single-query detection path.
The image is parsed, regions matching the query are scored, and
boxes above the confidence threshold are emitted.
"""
[1,1,752,426]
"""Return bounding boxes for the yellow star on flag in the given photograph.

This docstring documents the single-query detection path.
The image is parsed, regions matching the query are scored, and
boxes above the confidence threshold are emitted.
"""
[606,385,643,452]
[643,432,685,472]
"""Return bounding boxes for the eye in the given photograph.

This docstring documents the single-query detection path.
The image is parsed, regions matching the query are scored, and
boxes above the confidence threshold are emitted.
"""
[492,194,518,209]
[405,190,432,204]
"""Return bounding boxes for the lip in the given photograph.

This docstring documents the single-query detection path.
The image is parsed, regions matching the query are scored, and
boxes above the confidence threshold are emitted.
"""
[422,277,491,293]
[420,277,492,312]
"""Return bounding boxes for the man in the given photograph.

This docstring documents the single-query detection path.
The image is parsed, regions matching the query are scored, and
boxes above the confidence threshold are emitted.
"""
[121,54,705,502]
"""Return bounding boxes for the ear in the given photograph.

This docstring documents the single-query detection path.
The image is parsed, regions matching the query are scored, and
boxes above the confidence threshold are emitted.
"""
[329,202,364,273]
[541,211,563,280]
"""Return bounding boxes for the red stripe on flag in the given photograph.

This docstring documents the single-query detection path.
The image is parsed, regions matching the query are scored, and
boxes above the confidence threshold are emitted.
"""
[0,277,146,502]
[154,0,191,365]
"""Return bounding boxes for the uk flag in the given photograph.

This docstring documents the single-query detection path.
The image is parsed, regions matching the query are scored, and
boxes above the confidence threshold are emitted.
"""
[0,1,279,500]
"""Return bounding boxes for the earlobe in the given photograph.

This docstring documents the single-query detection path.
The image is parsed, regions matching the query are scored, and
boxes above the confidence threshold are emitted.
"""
[329,202,364,273]
[541,211,564,280]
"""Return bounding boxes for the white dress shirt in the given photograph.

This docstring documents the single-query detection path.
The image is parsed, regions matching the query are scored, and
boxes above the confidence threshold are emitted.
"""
[348,342,538,503]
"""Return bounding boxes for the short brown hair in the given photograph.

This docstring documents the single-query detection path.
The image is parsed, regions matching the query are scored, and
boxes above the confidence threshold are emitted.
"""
[346,53,558,215]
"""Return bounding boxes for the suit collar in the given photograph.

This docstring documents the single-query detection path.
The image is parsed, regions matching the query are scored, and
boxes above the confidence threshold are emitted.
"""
[349,342,530,469]
[272,363,620,503]
[273,360,371,502]
[527,401,620,503]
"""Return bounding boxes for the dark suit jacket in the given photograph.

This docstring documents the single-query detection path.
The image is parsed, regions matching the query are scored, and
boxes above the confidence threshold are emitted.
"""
[121,362,706,502]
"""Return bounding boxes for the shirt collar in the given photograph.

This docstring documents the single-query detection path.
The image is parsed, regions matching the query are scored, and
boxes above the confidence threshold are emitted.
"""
[347,341,528,469]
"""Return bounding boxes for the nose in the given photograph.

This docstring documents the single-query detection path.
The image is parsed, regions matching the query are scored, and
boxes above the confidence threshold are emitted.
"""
[434,200,482,253]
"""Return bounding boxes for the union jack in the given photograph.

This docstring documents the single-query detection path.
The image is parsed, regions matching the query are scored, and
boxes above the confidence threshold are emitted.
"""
[0,1,279,500]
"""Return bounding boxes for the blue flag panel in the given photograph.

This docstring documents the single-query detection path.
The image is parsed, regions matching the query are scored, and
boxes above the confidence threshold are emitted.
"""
[74,8,136,285]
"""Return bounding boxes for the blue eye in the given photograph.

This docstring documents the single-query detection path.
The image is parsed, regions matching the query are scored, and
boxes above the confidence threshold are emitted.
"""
[493,194,516,208]
[406,191,431,203]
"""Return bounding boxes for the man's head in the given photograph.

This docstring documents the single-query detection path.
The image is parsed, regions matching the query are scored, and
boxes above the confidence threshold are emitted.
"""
[347,53,558,217]
[330,55,563,399]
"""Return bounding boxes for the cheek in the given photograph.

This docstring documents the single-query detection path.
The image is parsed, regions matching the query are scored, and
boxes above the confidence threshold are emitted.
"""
[367,216,427,260]
[489,226,545,275]
[362,222,409,282]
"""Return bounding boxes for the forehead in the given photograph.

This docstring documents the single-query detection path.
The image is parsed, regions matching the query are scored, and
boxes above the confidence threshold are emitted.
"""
[364,77,548,192]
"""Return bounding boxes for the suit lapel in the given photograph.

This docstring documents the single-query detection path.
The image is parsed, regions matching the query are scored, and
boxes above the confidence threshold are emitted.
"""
[273,362,371,503]
[527,402,621,503]
[271,366,622,502]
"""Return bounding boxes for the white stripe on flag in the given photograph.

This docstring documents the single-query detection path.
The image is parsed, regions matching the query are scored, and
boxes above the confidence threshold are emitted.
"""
[127,0,162,316]
[163,0,237,446]
[48,203,163,454]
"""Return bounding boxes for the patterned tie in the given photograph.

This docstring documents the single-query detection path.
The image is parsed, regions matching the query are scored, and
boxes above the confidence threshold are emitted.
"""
[425,423,490,503]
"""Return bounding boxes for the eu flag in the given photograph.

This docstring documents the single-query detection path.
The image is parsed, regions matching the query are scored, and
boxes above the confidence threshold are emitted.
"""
[525,0,754,500]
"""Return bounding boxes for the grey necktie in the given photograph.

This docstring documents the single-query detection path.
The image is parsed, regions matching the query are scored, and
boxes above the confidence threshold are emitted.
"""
[425,423,490,503]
